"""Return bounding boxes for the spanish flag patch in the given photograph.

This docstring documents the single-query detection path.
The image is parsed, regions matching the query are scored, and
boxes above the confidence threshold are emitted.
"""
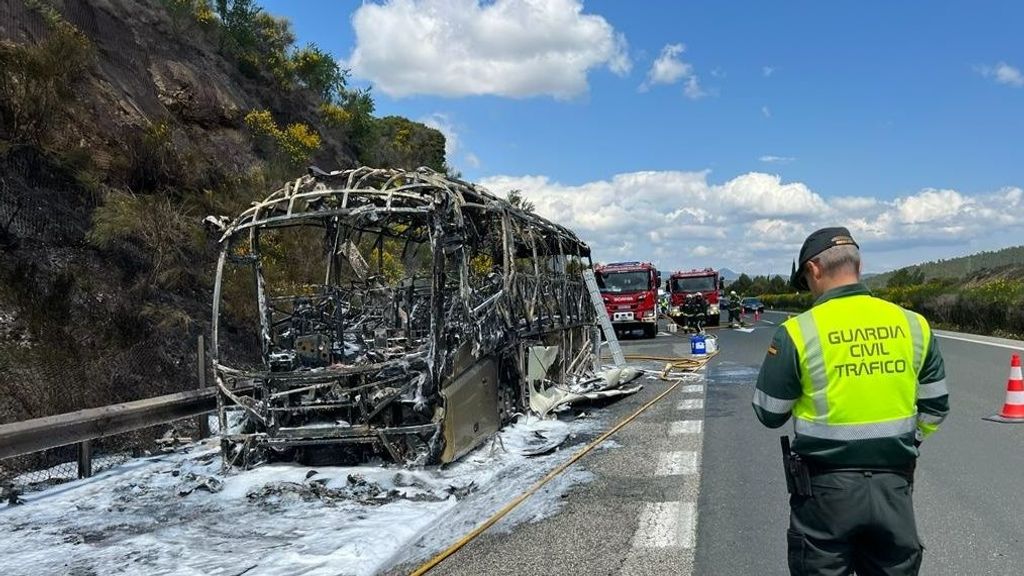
[767,344,778,356]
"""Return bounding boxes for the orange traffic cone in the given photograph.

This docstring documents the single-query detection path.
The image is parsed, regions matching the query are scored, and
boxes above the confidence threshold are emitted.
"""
[984,354,1024,423]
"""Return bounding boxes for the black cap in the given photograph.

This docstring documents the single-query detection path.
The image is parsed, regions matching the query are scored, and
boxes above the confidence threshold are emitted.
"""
[789,227,859,291]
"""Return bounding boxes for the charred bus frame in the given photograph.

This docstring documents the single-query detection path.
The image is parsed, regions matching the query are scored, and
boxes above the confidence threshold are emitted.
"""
[211,167,596,467]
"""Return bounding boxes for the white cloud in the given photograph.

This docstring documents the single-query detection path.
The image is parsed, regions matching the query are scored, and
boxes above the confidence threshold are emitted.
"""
[640,42,705,98]
[831,196,879,212]
[477,170,1024,274]
[977,61,1024,87]
[345,0,630,98]
[895,188,967,224]
[759,155,794,164]
[762,66,775,77]
[684,76,706,100]
[761,105,772,118]
[640,44,691,90]
[464,153,481,169]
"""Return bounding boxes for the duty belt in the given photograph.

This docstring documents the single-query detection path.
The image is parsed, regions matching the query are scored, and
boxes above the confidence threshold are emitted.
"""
[804,460,916,481]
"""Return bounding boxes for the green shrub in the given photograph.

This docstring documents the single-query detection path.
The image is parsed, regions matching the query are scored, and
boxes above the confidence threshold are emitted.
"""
[0,20,94,143]
[761,278,1024,339]
[760,292,814,311]
[214,1,296,85]
[365,115,445,172]
[116,120,182,193]
[24,0,63,27]
[318,103,351,128]
[164,0,215,30]
[243,109,276,138]
[87,191,203,291]
[243,109,320,168]
[278,123,320,167]
[292,44,347,101]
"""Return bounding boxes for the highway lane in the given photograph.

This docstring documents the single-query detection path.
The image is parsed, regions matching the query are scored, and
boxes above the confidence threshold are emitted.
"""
[391,312,1024,575]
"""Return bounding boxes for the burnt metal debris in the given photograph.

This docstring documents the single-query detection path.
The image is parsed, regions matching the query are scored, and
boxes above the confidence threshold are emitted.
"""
[211,167,601,468]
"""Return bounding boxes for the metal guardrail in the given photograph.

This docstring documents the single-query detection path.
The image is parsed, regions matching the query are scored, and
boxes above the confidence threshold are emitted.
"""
[0,336,216,481]
[0,388,217,462]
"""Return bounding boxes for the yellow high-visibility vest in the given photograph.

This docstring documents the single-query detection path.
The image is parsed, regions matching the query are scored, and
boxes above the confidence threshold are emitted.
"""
[782,294,929,441]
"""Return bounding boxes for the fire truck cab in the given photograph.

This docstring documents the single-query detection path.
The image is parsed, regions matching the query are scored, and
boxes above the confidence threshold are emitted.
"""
[595,261,661,339]
[667,268,722,327]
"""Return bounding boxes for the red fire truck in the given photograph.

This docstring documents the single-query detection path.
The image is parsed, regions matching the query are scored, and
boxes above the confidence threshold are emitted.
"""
[667,268,722,327]
[594,261,661,339]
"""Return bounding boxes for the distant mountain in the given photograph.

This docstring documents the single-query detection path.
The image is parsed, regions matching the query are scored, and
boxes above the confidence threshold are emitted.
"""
[718,268,740,281]
[865,245,1024,289]
[718,268,790,281]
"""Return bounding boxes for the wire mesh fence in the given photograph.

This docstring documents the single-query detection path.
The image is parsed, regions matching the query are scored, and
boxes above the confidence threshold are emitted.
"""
[0,415,221,499]
[0,316,235,498]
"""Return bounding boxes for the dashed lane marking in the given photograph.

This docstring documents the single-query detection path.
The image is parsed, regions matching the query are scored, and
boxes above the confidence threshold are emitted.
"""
[679,384,704,394]
[669,420,703,435]
[655,451,700,476]
[676,398,704,410]
[630,502,697,549]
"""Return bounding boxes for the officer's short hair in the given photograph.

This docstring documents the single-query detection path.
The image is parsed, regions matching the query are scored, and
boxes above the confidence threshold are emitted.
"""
[811,244,860,277]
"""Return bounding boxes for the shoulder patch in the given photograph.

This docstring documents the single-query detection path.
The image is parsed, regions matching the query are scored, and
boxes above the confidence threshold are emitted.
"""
[767,344,778,355]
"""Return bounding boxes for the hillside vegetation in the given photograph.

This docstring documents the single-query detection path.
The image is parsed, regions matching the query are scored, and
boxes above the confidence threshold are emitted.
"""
[865,245,1024,289]
[761,247,1024,339]
[0,0,448,425]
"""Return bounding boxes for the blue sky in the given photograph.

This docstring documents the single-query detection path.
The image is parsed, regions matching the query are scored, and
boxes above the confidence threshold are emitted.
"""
[260,0,1023,275]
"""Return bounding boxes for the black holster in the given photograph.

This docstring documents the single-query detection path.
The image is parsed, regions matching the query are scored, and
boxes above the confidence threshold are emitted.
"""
[781,436,813,497]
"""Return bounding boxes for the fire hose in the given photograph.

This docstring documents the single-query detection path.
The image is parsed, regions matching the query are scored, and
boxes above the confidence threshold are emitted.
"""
[408,374,688,575]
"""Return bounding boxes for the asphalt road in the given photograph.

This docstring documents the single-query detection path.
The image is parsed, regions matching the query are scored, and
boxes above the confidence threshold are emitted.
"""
[398,312,1024,576]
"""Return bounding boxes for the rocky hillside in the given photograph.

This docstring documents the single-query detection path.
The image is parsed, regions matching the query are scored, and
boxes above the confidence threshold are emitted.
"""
[0,0,447,424]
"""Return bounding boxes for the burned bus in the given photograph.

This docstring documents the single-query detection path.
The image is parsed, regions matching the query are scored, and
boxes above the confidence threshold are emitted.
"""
[210,167,597,468]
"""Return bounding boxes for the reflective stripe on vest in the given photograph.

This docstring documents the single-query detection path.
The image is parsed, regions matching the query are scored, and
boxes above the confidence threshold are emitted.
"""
[783,294,927,440]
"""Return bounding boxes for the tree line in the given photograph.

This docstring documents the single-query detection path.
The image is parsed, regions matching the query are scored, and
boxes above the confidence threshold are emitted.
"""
[726,273,789,296]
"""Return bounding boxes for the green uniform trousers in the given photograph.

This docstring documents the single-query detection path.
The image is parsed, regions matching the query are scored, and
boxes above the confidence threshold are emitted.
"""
[788,470,923,576]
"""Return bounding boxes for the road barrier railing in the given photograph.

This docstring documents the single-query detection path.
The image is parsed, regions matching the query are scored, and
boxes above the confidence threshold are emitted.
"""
[1,337,217,488]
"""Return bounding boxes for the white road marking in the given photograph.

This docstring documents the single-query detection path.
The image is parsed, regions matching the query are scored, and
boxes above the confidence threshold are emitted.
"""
[676,398,704,410]
[733,327,755,333]
[935,332,1024,351]
[679,384,704,394]
[669,420,703,435]
[655,451,700,476]
[678,502,697,548]
[658,331,672,337]
[762,319,775,325]
[630,502,696,548]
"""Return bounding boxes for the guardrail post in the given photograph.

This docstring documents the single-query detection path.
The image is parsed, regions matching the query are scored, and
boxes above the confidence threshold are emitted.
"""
[77,440,92,479]
[196,334,211,440]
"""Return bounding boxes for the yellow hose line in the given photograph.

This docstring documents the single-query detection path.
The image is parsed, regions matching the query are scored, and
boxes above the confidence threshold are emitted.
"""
[408,379,683,576]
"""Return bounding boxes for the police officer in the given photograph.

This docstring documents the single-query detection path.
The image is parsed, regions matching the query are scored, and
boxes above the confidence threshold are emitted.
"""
[752,227,950,575]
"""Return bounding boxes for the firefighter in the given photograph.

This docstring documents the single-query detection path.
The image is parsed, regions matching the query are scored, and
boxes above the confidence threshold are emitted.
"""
[727,290,742,326]
[682,292,706,333]
[752,227,949,576]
